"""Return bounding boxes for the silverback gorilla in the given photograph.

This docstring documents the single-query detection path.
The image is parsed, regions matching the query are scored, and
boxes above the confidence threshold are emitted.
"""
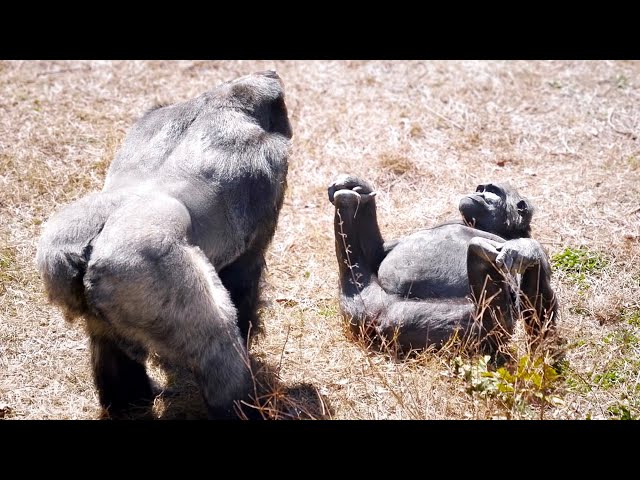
[328,175,557,355]
[36,71,292,419]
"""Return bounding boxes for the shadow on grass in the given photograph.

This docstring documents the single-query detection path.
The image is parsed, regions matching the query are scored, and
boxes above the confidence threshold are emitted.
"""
[100,357,333,420]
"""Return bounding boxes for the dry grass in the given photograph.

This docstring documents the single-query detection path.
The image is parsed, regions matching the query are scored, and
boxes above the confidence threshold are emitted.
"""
[1,60,639,420]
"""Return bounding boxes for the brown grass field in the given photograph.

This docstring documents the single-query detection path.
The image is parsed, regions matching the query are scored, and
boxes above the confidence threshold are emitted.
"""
[0,60,639,420]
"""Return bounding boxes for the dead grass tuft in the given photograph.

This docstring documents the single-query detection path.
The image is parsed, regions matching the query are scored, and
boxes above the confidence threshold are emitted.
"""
[377,151,417,176]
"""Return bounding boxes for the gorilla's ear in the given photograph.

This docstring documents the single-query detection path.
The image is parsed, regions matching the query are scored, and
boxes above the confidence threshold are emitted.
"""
[517,199,528,214]
[517,199,534,220]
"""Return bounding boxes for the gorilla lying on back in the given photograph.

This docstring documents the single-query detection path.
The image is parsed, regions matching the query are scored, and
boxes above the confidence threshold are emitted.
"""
[328,175,557,355]
[37,71,292,419]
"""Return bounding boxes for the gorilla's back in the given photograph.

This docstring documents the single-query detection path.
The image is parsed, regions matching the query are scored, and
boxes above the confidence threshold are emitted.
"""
[100,72,292,269]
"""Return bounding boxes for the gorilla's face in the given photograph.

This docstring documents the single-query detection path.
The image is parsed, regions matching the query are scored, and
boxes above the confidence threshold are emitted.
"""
[459,182,534,239]
[459,183,507,232]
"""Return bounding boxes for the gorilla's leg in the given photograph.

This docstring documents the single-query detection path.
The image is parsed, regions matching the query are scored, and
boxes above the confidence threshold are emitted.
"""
[218,246,266,343]
[340,284,475,350]
[87,324,154,416]
[86,243,253,419]
[520,264,557,341]
[329,179,385,299]
[494,238,558,343]
[467,238,516,352]
[85,196,254,419]
[36,191,128,321]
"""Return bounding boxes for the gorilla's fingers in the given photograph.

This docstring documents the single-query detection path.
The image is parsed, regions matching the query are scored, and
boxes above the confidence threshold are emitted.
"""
[495,251,514,272]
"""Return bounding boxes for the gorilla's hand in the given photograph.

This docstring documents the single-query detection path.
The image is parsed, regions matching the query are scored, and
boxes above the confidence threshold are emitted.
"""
[495,238,545,275]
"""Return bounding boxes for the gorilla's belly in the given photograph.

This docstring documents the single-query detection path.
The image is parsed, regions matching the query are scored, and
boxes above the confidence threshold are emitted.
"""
[378,226,474,299]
